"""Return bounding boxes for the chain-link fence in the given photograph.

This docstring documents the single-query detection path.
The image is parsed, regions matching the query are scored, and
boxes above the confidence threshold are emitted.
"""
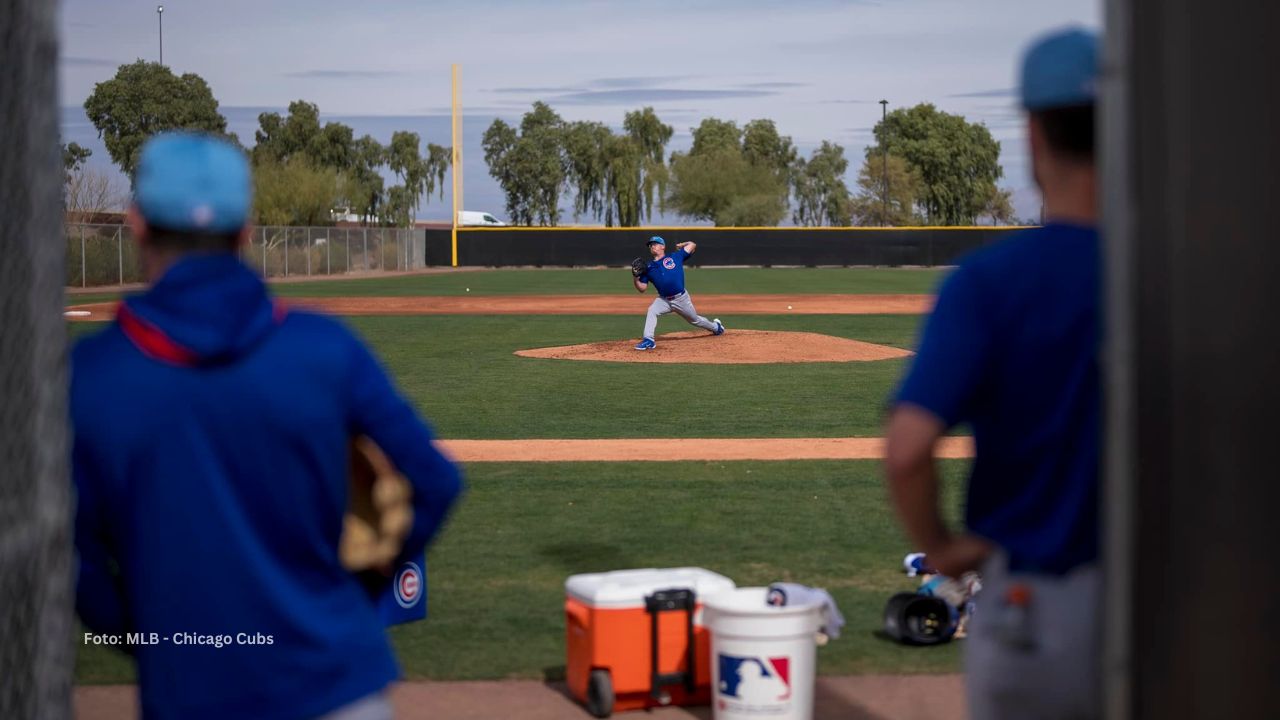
[65,224,429,287]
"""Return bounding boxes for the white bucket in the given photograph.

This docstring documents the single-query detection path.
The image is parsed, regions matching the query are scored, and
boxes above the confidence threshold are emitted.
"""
[704,587,823,720]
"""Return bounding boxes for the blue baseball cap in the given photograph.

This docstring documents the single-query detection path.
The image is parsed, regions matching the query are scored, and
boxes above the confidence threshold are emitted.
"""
[1020,27,1099,111]
[134,132,251,234]
[646,236,665,246]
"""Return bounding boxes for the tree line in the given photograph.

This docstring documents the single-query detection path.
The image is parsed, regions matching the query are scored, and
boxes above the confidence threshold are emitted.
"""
[66,61,449,227]
[484,102,1018,227]
[64,60,1021,228]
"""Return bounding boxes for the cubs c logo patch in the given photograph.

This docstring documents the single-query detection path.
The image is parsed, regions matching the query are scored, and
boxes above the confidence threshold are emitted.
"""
[394,562,423,608]
[662,257,676,270]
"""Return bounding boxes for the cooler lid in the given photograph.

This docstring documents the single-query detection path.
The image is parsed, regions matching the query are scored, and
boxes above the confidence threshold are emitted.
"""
[565,567,736,609]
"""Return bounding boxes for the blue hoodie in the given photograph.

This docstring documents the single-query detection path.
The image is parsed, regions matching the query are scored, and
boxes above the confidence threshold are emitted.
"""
[71,254,463,720]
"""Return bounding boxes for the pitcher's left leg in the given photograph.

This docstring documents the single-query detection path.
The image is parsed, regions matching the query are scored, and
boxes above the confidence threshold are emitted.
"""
[670,293,719,332]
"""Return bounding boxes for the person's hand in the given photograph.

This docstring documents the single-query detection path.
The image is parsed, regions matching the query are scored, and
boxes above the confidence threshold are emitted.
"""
[926,533,995,577]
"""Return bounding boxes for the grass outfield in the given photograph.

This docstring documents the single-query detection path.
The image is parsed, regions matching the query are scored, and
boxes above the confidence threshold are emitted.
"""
[70,266,958,684]
[76,459,968,684]
[66,266,947,305]
[71,313,925,439]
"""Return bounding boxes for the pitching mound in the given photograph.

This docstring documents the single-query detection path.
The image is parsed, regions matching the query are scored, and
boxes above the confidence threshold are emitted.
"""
[515,329,912,364]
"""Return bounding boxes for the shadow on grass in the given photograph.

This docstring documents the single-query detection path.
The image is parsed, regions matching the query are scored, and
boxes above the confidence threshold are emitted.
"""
[539,541,637,574]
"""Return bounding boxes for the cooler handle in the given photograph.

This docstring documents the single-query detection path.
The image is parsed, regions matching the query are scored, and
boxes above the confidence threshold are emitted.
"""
[645,587,697,701]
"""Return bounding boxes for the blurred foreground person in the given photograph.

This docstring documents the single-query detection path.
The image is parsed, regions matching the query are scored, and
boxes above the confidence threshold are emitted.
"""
[884,28,1102,720]
[71,132,463,720]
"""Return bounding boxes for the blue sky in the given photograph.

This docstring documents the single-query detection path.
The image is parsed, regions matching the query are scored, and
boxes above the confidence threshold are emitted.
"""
[59,0,1101,223]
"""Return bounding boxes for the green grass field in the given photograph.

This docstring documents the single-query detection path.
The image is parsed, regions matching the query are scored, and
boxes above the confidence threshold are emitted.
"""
[357,314,922,439]
[71,267,970,684]
[71,314,923,439]
[67,266,946,306]
[77,461,968,684]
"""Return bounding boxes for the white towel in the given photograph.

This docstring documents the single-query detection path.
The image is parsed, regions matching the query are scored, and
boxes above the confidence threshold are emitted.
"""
[766,582,847,640]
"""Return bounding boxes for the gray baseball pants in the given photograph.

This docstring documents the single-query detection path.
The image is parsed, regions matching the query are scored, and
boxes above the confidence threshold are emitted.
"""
[965,552,1101,720]
[643,291,718,339]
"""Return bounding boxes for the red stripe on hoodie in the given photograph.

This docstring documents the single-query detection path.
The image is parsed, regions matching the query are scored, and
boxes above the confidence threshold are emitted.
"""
[116,302,200,367]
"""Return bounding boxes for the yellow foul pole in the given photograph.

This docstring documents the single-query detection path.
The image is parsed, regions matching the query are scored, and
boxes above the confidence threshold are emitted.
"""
[450,64,461,267]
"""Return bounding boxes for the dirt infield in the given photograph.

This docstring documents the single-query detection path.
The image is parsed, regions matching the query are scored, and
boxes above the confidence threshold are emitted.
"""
[439,437,973,462]
[64,293,932,320]
[75,675,967,719]
[516,329,912,364]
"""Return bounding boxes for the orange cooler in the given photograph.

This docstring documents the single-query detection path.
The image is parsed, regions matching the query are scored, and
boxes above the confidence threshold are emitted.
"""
[565,568,736,717]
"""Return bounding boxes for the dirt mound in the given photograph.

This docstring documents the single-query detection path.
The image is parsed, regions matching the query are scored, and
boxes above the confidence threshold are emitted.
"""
[515,329,912,364]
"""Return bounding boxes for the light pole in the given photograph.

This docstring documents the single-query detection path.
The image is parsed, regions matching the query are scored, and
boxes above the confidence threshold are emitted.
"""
[879,99,889,225]
[157,5,164,65]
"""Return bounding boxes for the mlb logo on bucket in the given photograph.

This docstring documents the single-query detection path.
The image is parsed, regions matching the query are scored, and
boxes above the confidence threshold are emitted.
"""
[394,562,423,609]
[718,653,792,706]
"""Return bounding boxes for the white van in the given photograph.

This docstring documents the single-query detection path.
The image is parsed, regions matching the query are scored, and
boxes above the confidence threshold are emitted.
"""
[457,211,507,226]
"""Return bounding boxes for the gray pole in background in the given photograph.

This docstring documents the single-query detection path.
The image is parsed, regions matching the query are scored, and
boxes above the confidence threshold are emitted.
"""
[0,0,74,717]
[879,99,889,225]
[261,226,266,275]
[1104,0,1280,717]
[116,226,123,284]
[156,5,164,64]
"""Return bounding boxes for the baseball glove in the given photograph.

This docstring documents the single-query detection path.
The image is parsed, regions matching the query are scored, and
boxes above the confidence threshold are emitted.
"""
[339,436,414,574]
[630,257,647,277]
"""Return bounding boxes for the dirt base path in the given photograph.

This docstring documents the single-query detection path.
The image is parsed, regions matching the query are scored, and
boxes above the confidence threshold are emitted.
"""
[64,267,491,297]
[439,437,973,462]
[76,675,967,720]
[65,294,932,320]
[517,329,912,364]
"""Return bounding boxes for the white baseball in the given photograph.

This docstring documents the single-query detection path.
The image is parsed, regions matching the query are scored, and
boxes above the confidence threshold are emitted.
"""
[465,288,470,292]
[787,305,793,310]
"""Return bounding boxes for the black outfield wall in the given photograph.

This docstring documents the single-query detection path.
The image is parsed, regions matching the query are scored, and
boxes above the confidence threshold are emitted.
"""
[424,226,1028,267]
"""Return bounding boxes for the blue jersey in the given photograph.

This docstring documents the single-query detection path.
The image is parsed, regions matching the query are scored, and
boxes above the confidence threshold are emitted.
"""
[895,223,1100,575]
[71,254,463,720]
[639,248,691,297]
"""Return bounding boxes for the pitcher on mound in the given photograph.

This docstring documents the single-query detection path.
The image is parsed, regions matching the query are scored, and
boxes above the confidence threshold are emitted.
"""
[630,236,724,350]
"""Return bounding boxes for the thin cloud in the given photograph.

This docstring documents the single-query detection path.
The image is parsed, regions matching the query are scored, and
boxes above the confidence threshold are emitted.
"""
[818,99,876,104]
[487,86,585,94]
[417,106,522,115]
[590,76,691,88]
[62,56,118,67]
[285,69,406,79]
[949,88,1017,98]
[487,78,694,94]
[552,88,777,105]
[740,82,808,89]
